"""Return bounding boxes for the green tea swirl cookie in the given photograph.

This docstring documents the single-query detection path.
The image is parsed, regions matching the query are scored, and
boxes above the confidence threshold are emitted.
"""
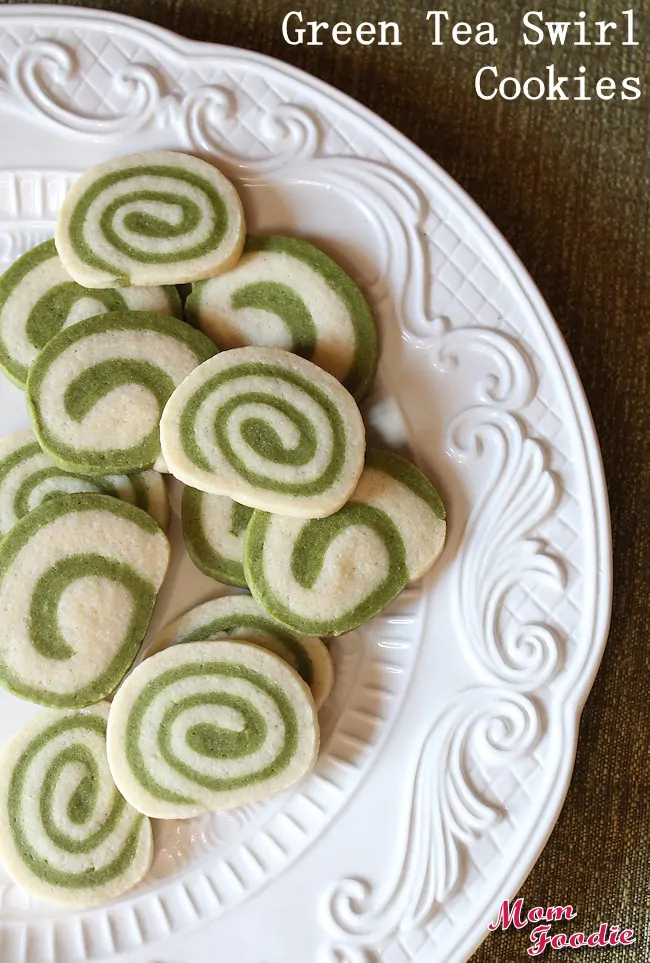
[97,469,170,532]
[144,595,333,709]
[244,449,446,636]
[27,311,217,475]
[0,493,170,707]
[185,236,377,400]
[107,640,320,818]
[0,428,169,538]
[0,239,181,387]
[357,449,446,580]
[182,486,252,587]
[56,150,245,288]
[160,346,366,517]
[0,703,152,907]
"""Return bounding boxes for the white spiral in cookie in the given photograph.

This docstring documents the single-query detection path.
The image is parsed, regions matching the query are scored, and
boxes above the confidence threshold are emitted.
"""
[55,150,245,287]
[101,470,170,531]
[0,238,180,387]
[0,493,170,707]
[181,486,252,587]
[26,310,216,475]
[0,703,152,907]
[145,595,334,709]
[244,449,446,636]
[107,640,320,818]
[160,346,366,517]
[0,428,169,537]
[185,235,377,399]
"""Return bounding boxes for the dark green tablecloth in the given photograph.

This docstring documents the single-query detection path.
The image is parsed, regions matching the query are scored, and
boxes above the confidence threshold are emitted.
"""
[2,1,648,958]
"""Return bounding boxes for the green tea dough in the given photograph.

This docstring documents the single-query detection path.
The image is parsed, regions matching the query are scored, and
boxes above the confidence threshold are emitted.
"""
[144,595,333,709]
[354,449,446,580]
[107,640,320,819]
[56,150,245,288]
[27,310,217,475]
[0,702,153,907]
[0,427,169,538]
[160,346,366,518]
[185,235,377,400]
[182,486,252,587]
[0,493,170,707]
[0,239,181,388]
[244,448,446,636]
[97,469,169,532]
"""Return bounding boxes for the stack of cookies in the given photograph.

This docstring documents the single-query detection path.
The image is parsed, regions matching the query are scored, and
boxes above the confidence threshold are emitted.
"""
[0,150,446,907]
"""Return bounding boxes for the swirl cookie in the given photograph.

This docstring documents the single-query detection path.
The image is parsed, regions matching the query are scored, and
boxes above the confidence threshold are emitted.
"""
[185,236,377,400]
[27,311,217,475]
[0,703,153,907]
[97,469,170,532]
[107,640,320,818]
[245,448,446,636]
[0,493,170,707]
[0,239,181,388]
[160,346,366,518]
[0,428,169,538]
[56,151,245,288]
[145,595,333,709]
[182,486,252,587]
[357,449,446,581]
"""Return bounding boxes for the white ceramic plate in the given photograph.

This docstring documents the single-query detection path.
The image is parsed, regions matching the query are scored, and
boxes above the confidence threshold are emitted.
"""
[0,7,611,963]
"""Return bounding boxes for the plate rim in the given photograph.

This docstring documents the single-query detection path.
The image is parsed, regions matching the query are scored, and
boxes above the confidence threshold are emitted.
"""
[0,5,613,960]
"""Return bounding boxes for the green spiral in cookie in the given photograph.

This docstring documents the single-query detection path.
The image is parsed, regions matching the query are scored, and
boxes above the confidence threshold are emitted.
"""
[245,503,409,637]
[0,703,152,906]
[0,493,170,707]
[0,427,169,538]
[145,595,334,709]
[92,469,169,531]
[56,151,245,288]
[160,347,366,518]
[182,486,252,586]
[26,310,217,475]
[0,239,181,387]
[244,449,447,636]
[185,235,377,400]
[107,641,320,818]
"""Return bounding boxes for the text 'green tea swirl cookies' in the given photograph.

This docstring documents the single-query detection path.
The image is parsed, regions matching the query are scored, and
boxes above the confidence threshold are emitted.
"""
[0,239,181,388]
[0,493,170,707]
[27,311,217,475]
[107,640,319,818]
[144,595,333,709]
[0,703,153,907]
[185,236,377,400]
[160,346,366,518]
[56,150,245,288]
[182,486,252,587]
[244,448,447,636]
[0,428,169,538]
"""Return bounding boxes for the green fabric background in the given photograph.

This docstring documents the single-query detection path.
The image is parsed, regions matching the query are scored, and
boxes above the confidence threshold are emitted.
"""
[1,0,648,958]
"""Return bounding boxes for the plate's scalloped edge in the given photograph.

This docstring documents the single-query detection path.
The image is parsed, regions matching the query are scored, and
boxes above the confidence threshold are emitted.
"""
[0,8,612,963]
